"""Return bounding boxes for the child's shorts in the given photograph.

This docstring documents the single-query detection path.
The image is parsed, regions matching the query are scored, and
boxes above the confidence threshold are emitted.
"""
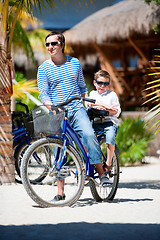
[94,121,118,145]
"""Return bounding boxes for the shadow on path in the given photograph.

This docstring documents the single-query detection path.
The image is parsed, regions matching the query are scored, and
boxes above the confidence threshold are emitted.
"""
[119,180,160,189]
[0,223,159,240]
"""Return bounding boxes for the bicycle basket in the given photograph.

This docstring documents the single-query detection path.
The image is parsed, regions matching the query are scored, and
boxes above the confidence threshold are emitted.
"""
[32,105,64,136]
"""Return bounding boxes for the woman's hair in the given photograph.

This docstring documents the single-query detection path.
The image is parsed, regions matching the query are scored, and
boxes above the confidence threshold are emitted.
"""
[45,31,65,53]
[94,70,110,82]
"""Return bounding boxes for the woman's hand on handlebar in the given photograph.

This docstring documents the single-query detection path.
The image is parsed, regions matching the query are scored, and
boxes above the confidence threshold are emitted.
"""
[44,100,63,114]
[44,100,53,110]
[44,100,56,114]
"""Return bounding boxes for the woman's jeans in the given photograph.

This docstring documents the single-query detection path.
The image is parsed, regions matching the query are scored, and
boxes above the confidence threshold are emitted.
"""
[68,108,102,165]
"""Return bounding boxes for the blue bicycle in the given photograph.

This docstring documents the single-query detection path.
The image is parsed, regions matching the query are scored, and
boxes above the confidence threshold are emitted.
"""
[21,96,120,207]
[12,102,35,179]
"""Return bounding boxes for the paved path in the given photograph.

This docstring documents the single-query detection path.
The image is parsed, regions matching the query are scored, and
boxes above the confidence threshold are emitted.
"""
[0,157,160,240]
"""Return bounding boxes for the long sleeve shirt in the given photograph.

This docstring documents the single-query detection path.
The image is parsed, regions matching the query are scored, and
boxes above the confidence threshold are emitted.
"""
[37,56,87,116]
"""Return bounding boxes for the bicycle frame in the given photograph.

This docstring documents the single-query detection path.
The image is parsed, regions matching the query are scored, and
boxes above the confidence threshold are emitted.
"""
[49,116,105,178]
[12,101,32,149]
[12,102,35,174]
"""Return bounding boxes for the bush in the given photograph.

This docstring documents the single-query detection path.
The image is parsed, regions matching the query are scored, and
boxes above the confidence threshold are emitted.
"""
[116,117,154,166]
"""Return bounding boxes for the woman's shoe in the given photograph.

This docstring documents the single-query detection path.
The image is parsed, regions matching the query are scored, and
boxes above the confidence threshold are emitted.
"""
[52,194,65,201]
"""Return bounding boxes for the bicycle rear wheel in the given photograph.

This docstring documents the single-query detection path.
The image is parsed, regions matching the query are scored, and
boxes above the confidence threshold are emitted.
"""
[21,138,85,207]
[89,138,120,202]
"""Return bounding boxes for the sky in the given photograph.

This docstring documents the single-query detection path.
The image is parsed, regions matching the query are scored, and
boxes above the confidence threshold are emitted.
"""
[35,0,123,30]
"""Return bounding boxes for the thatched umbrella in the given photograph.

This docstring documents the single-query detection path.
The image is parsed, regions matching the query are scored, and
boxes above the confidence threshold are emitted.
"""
[64,0,160,64]
[64,0,160,106]
[64,0,160,46]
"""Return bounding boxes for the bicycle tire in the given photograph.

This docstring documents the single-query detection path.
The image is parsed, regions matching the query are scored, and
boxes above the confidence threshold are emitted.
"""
[89,138,120,202]
[21,137,85,207]
[15,139,35,178]
[15,139,50,183]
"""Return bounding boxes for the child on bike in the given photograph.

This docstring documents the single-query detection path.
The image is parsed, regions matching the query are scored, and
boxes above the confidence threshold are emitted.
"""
[89,70,121,173]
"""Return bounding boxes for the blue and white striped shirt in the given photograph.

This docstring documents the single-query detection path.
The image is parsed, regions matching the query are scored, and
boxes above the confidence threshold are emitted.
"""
[37,56,88,115]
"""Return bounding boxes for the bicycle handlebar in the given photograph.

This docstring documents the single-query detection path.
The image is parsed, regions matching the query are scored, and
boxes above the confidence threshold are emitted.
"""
[50,97,110,118]
[16,101,29,114]
[54,96,96,108]
[50,96,109,118]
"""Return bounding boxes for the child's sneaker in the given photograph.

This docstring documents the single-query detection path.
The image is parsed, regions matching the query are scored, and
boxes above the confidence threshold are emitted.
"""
[100,175,112,187]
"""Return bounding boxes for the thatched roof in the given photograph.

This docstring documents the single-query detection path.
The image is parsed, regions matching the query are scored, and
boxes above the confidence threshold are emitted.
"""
[64,0,160,45]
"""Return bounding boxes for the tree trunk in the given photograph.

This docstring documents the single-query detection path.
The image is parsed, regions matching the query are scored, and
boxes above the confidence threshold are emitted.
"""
[0,16,15,184]
[0,97,14,183]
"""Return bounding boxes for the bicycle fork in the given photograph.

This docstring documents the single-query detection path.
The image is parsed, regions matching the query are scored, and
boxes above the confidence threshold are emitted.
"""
[49,138,71,181]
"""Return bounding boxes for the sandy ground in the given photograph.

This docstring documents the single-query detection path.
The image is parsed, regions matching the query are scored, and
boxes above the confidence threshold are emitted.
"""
[0,156,160,240]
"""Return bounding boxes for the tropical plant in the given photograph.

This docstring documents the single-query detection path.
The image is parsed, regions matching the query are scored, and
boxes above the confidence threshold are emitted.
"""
[116,117,154,166]
[13,72,39,111]
[144,0,160,7]
[13,73,38,98]
[144,0,160,33]
[143,52,160,134]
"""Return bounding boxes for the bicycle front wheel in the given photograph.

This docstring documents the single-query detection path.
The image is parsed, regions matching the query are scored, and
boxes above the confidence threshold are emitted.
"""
[89,138,120,202]
[21,138,85,207]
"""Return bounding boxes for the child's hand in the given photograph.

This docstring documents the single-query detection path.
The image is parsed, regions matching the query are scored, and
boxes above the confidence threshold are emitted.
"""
[107,105,118,110]
[93,102,118,114]
[91,102,106,110]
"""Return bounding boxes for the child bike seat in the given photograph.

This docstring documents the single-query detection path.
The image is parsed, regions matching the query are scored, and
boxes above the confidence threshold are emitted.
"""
[87,107,109,120]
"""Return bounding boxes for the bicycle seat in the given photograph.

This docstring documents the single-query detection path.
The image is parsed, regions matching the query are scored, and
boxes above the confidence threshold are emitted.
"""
[87,107,109,119]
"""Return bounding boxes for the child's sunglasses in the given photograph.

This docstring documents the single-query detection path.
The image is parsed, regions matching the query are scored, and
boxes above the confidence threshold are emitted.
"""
[95,80,110,86]
[45,41,60,47]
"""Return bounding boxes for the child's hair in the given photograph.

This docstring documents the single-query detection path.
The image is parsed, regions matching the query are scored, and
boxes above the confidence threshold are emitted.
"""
[94,70,110,82]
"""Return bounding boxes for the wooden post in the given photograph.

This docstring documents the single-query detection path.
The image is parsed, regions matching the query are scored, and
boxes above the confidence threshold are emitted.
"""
[128,37,153,68]
[92,42,133,96]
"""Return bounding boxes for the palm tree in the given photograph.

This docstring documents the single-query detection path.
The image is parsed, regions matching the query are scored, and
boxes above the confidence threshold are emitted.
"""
[0,0,90,184]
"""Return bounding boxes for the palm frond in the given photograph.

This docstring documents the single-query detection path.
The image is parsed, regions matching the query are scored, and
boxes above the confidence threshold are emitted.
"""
[18,11,42,29]
[144,83,160,91]
[18,0,57,15]
[144,52,160,134]
[12,18,36,63]
[146,79,160,85]
[146,110,160,134]
[2,0,9,31]
[146,103,160,115]
[13,79,39,98]
[144,94,160,105]
[145,89,160,98]
[150,67,160,69]
[153,61,160,63]
[148,72,160,76]
[27,28,50,50]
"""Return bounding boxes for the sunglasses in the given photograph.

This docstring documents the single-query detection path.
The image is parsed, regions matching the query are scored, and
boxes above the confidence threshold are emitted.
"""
[45,41,61,47]
[95,80,110,86]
